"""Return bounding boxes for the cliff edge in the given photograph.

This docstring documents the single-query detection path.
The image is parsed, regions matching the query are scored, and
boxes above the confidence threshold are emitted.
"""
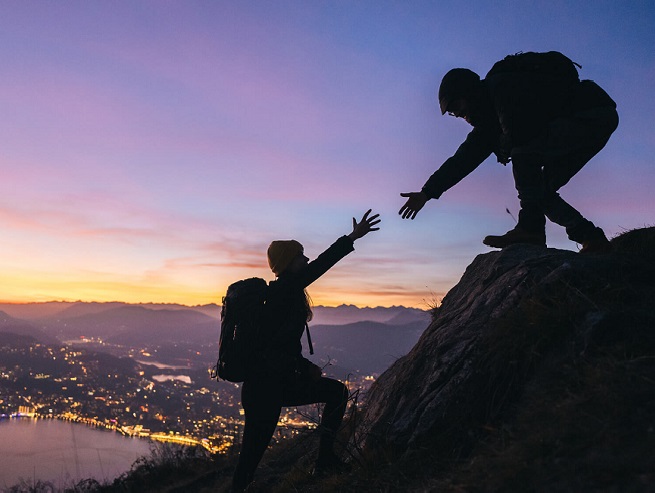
[356,227,655,491]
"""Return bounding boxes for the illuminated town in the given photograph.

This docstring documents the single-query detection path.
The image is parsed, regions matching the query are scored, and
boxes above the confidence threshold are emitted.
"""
[0,335,378,455]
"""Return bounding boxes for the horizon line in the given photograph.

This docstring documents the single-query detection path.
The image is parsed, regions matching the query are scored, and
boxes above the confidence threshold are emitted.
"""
[0,299,429,310]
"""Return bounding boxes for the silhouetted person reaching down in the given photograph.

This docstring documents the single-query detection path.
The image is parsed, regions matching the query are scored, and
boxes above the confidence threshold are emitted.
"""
[399,51,619,253]
[232,210,380,492]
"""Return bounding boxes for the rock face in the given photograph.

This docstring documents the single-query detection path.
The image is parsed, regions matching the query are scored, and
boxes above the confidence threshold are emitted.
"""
[360,228,655,461]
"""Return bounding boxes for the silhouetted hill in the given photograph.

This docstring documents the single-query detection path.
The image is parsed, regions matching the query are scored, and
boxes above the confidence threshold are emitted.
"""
[46,302,222,321]
[107,311,218,346]
[47,301,129,319]
[311,320,425,375]
[1,301,426,346]
[41,305,218,344]
[356,227,655,491]
[0,310,58,344]
[0,331,38,347]
[0,301,75,320]
[0,301,220,323]
[1,300,425,324]
[311,304,429,326]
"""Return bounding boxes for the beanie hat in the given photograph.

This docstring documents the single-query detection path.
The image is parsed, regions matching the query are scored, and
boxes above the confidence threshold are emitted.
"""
[438,68,481,115]
[267,240,304,276]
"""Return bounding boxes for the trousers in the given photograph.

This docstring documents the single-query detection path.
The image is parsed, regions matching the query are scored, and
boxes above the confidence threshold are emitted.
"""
[510,105,619,241]
[232,375,349,489]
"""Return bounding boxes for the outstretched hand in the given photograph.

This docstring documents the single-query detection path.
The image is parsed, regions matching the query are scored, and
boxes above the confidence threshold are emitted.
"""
[348,209,381,241]
[399,191,428,220]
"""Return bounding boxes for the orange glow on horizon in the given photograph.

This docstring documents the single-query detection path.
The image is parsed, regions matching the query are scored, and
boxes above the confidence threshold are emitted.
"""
[0,253,436,307]
[0,275,434,309]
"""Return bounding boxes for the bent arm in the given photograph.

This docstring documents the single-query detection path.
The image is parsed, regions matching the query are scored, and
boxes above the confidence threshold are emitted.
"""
[294,236,355,288]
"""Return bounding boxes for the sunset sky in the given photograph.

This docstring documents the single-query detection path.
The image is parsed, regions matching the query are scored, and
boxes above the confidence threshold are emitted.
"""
[0,1,653,308]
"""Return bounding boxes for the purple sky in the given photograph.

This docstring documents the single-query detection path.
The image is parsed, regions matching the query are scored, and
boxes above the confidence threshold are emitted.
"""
[0,1,653,307]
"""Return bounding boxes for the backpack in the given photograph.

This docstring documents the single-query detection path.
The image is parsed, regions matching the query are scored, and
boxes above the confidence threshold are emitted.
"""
[211,277,315,383]
[213,277,268,383]
[486,51,581,85]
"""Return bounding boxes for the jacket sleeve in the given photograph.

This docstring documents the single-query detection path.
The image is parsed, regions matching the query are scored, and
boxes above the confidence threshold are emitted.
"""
[293,236,355,288]
[421,126,496,199]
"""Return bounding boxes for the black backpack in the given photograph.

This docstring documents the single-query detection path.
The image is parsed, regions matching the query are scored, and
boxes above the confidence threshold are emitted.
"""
[213,277,268,383]
[486,51,581,85]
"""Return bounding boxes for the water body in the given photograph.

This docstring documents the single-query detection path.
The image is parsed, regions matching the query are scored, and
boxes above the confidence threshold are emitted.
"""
[0,418,153,489]
[152,374,192,384]
[134,359,191,370]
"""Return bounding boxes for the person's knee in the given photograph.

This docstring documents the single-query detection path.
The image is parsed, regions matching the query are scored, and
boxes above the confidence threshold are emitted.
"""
[337,381,349,402]
[512,158,546,197]
[328,378,348,397]
[321,378,349,406]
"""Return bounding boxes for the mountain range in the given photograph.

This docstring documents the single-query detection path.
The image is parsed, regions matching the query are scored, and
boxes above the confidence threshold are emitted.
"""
[0,301,430,375]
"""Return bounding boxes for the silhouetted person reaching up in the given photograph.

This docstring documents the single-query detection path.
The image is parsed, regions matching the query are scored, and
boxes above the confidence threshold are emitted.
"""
[399,51,618,253]
[232,210,380,492]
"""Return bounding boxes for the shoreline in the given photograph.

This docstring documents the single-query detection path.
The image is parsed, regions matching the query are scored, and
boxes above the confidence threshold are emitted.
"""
[0,412,221,454]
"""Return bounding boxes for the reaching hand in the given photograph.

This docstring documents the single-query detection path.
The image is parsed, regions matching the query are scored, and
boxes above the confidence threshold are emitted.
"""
[348,209,381,241]
[399,191,428,220]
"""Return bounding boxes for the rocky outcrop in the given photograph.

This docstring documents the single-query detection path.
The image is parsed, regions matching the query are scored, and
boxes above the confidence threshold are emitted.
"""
[360,228,655,462]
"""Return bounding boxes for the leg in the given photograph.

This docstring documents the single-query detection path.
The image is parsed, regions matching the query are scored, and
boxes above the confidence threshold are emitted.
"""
[542,107,618,248]
[541,106,618,193]
[314,378,349,457]
[283,376,350,468]
[542,191,596,242]
[232,380,283,492]
[511,155,547,234]
[543,190,611,252]
[482,155,547,248]
[514,106,618,250]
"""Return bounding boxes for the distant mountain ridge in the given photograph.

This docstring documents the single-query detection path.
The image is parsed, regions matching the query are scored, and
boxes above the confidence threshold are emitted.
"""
[311,320,426,375]
[42,305,219,344]
[0,310,58,344]
[0,301,428,327]
[311,304,429,326]
[0,302,429,375]
[0,301,222,321]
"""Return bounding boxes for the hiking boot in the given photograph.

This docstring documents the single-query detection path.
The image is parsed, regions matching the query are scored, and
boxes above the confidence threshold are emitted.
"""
[312,452,351,477]
[579,227,613,254]
[483,227,546,249]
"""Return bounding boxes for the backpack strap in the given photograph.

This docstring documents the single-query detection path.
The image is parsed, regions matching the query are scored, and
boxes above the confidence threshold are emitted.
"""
[305,322,314,355]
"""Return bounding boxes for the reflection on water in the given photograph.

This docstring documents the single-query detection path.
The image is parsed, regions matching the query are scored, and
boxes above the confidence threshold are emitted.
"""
[134,359,191,370]
[0,418,152,488]
[152,374,192,384]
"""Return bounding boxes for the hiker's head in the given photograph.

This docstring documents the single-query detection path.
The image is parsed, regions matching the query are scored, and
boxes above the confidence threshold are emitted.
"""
[267,240,306,276]
[438,68,481,121]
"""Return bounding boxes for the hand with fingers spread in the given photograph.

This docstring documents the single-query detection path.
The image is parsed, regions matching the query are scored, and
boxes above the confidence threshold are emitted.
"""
[399,191,428,220]
[348,209,381,241]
